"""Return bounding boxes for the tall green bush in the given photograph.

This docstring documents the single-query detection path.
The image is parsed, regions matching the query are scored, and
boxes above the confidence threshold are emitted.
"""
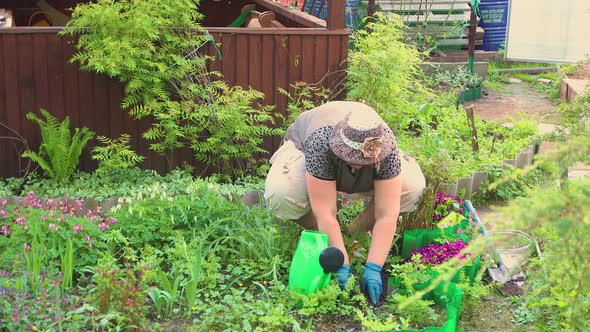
[346,13,432,131]
[61,0,281,176]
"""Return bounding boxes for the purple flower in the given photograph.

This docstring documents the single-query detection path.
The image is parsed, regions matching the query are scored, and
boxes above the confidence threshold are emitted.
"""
[409,240,467,266]
[23,243,30,251]
[98,221,109,231]
[73,225,83,233]
[433,192,465,221]
[14,216,26,225]
[0,224,9,236]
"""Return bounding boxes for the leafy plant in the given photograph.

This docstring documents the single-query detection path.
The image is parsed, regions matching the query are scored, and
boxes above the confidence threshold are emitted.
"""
[62,0,282,176]
[17,167,193,200]
[0,268,84,331]
[558,87,590,137]
[431,65,482,90]
[88,251,152,330]
[432,192,465,222]
[0,192,111,272]
[21,109,94,182]
[279,81,331,129]
[347,13,432,131]
[92,134,145,174]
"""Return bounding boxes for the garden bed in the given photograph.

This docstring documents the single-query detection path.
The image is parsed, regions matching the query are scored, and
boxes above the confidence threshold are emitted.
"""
[0,179,494,331]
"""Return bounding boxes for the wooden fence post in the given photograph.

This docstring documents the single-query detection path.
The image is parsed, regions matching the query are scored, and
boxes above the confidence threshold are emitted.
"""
[327,0,345,30]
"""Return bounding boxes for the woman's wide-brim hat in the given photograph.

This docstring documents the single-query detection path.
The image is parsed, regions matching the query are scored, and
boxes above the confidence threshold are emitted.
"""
[329,108,396,166]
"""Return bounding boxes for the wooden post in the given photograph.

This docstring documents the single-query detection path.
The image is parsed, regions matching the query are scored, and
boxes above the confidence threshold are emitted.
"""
[368,0,376,18]
[467,2,478,73]
[465,105,479,153]
[327,0,345,30]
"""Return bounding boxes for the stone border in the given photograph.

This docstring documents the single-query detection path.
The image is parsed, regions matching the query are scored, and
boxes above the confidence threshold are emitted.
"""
[440,143,537,199]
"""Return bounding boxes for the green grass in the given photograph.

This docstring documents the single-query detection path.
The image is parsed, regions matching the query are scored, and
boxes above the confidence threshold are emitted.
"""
[483,72,510,93]
[508,72,538,84]
[488,60,556,71]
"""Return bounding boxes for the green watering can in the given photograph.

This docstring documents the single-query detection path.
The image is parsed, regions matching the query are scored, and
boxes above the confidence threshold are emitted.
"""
[288,230,344,295]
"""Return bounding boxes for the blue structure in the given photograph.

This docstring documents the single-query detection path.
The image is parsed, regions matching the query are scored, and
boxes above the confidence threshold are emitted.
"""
[477,0,510,51]
[304,0,361,29]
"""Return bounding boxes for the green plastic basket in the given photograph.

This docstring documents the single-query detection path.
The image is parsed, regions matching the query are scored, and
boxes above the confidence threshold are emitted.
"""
[401,205,483,284]
[457,85,482,103]
[386,278,464,332]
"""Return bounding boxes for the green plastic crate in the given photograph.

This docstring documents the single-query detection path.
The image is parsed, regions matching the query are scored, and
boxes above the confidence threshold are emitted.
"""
[457,85,482,103]
[386,278,464,332]
[401,206,483,283]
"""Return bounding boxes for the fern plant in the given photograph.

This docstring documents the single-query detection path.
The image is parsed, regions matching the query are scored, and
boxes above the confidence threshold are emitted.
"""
[61,0,282,176]
[92,134,145,174]
[22,109,95,182]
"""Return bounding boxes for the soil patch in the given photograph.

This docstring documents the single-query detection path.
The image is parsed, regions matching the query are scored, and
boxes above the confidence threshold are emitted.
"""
[568,64,590,80]
[465,82,560,124]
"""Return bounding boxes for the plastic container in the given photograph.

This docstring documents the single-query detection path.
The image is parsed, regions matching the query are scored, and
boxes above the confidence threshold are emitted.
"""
[490,229,533,272]
[458,85,482,103]
[401,228,481,283]
[477,0,509,51]
[401,205,483,284]
[288,230,344,295]
[386,278,464,332]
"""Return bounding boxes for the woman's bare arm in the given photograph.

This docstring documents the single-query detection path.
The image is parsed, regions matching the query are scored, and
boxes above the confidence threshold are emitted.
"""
[306,172,350,265]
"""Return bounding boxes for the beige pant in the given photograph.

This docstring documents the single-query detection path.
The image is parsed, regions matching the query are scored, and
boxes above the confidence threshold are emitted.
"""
[264,141,426,221]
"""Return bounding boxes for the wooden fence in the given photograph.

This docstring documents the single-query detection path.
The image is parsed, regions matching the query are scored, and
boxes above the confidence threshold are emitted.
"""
[0,3,350,178]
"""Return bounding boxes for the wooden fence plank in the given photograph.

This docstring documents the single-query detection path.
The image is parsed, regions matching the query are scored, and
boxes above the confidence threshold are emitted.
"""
[47,34,65,121]
[0,36,8,178]
[301,35,316,84]
[288,35,303,95]
[248,34,263,92]
[220,33,236,85]
[62,35,80,138]
[235,33,249,89]
[32,35,49,116]
[17,34,36,154]
[0,28,350,177]
[261,34,277,153]
[314,35,328,84]
[108,81,123,140]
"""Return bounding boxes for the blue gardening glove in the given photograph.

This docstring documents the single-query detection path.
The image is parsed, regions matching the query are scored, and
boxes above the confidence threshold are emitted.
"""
[334,265,351,290]
[361,263,383,305]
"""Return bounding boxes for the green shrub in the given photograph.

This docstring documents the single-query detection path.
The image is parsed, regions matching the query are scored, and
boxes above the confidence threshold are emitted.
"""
[62,0,281,176]
[92,134,145,174]
[346,13,432,132]
[21,109,94,182]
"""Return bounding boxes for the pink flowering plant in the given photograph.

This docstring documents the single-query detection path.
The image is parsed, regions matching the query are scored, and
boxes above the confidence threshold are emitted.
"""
[0,192,116,272]
[0,268,86,330]
[432,192,465,222]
